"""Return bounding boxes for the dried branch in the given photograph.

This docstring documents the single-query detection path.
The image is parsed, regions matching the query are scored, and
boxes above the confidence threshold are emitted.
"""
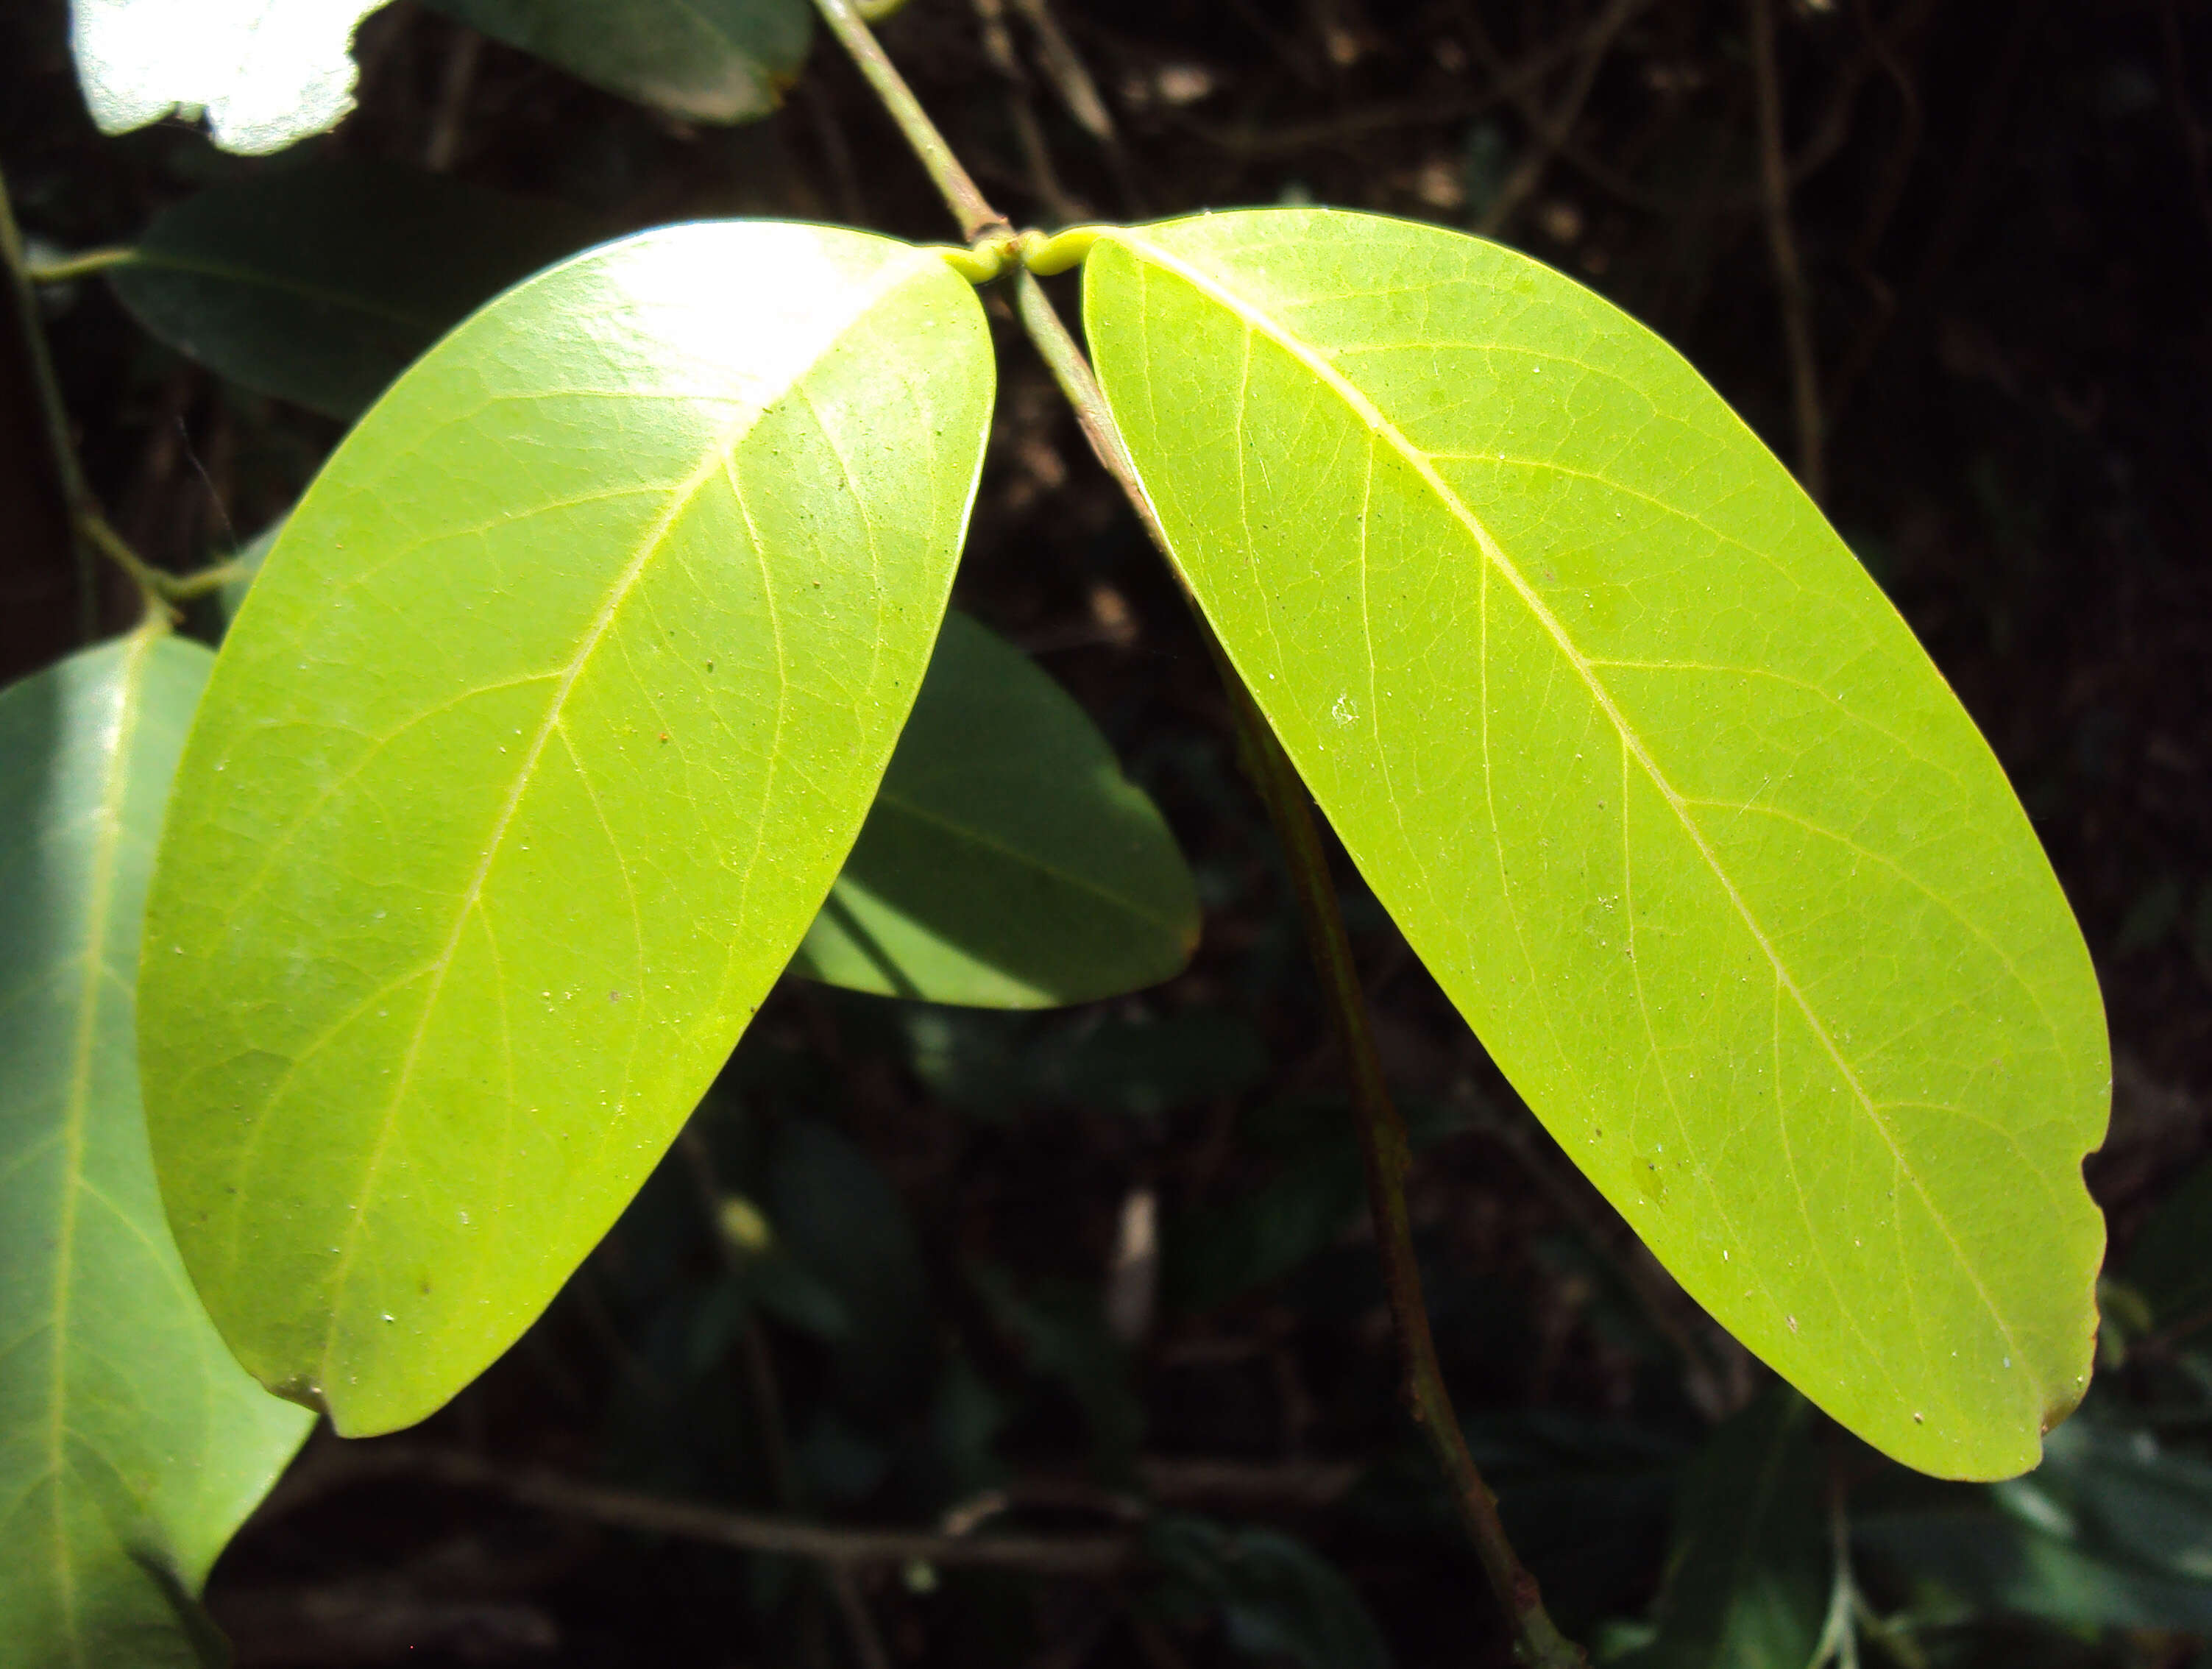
[264,1445,1135,1576]
[1476,0,1651,237]
[1748,0,1827,503]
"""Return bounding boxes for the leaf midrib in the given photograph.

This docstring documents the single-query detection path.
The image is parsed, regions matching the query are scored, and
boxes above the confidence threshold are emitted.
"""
[124,249,439,335]
[305,252,935,1399]
[871,788,1191,938]
[1112,230,2035,1393]
[45,627,157,1662]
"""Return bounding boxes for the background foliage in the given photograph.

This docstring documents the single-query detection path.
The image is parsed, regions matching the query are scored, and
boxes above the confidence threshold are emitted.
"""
[3,0,2209,1665]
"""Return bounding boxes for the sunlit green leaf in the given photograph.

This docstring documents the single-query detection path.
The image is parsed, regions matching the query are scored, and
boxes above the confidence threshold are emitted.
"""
[423,0,811,124]
[109,159,602,419]
[0,631,313,1669]
[789,609,1198,1007]
[139,222,994,1436]
[227,552,1194,1004]
[1619,1389,1827,1669]
[1083,208,2108,1479]
[71,0,389,154]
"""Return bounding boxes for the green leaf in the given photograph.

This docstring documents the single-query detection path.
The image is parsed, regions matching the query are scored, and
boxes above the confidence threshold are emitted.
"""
[422,0,811,124]
[139,221,994,1436]
[1860,1417,2212,1631]
[2122,1156,2212,1329]
[70,0,389,154]
[0,631,313,1669]
[217,518,284,625]
[973,1266,1143,1481]
[1619,1389,1827,1669]
[1148,1516,1392,1669]
[1083,208,2108,1479]
[767,1118,931,1416]
[108,158,603,420]
[788,609,1197,1007]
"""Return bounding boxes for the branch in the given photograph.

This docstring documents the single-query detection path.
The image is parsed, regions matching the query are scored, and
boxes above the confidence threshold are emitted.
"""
[812,0,1006,241]
[1747,0,1827,503]
[265,1445,1132,1576]
[807,5,1587,1662]
[0,162,101,634]
[1475,0,1651,238]
[24,246,135,284]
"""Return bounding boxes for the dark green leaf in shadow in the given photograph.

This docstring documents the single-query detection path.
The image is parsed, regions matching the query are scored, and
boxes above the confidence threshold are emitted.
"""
[789,610,1199,1008]
[768,1119,931,1416]
[1619,1386,1827,1669]
[1166,1142,1364,1314]
[109,158,603,419]
[972,1266,1142,1482]
[0,632,313,1668]
[2123,1156,2212,1330]
[1147,1517,1392,1669]
[423,0,812,124]
[899,1007,1267,1121]
[1031,1011,1267,1116]
[1858,1417,2212,1631]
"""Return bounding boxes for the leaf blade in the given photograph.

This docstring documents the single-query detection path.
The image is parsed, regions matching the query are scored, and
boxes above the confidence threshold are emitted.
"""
[70,0,388,154]
[0,631,313,1669]
[1082,208,2107,1478]
[423,0,812,124]
[141,222,994,1436]
[790,610,1199,1007]
[108,159,603,419]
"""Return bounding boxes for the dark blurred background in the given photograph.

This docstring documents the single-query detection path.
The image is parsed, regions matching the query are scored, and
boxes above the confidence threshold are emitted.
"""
[4,1,2210,1665]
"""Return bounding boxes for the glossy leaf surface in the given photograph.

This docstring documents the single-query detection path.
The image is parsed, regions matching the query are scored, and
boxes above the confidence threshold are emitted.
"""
[1084,208,2108,1478]
[790,609,1198,1007]
[140,222,993,1436]
[110,159,601,419]
[71,0,388,154]
[0,633,312,1669]
[424,0,810,124]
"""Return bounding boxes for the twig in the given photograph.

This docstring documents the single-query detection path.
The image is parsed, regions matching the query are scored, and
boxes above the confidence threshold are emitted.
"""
[1458,1094,1750,1420]
[807,6,1587,1661]
[681,1127,843,1669]
[2157,0,2212,256]
[804,76,871,226]
[1747,0,1827,503]
[423,23,483,172]
[827,1565,894,1669]
[0,161,101,634]
[1008,0,1115,143]
[1,165,247,626]
[23,246,135,284]
[812,0,1007,242]
[1006,0,1147,215]
[1476,0,1650,237]
[263,1445,1132,1575]
[81,514,245,609]
[1824,0,2038,432]
[973,0,1089,224]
